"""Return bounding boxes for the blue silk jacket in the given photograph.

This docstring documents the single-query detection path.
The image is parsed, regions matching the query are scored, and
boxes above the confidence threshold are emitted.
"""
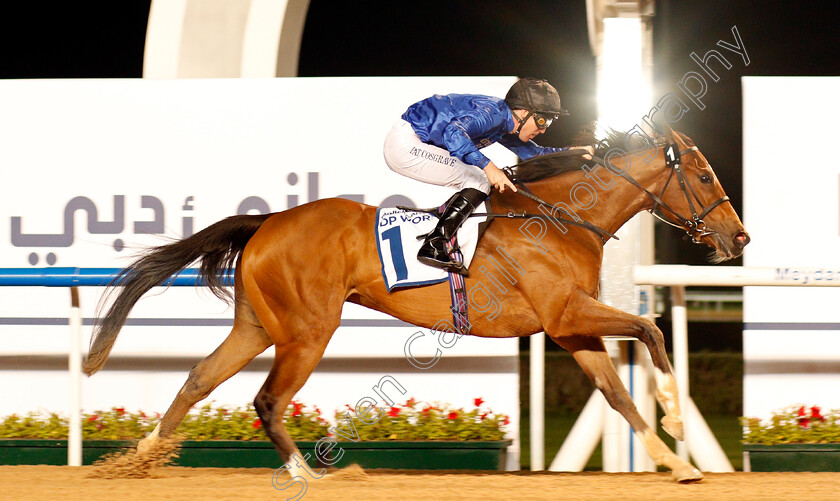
[401,93,567,168]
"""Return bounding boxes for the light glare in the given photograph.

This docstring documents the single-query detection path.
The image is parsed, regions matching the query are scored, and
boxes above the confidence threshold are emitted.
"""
[596,18,651,137]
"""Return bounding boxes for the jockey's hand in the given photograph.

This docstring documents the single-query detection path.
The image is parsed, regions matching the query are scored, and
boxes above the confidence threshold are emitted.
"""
[571,145,594,161]
[484,162,517,193]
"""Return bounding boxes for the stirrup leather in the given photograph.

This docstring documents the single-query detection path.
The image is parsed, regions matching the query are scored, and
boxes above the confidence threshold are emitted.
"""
[416,193,480,275]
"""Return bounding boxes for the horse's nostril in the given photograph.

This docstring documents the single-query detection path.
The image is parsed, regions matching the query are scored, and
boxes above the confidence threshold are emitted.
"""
[734,231,750,247]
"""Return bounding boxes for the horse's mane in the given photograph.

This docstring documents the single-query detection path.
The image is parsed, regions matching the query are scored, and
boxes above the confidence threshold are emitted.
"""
[511,125,679,183]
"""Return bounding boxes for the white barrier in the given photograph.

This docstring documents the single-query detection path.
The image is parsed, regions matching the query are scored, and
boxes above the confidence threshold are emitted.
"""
[635,265,840,287]
[634,265,840,471]
[0,268,224,466]
[68,288,82,466]
[529,333,545,470]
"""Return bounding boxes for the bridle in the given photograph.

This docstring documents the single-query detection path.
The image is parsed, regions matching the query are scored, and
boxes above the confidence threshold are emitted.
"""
[601,143,730,243]
[499,142,730,244]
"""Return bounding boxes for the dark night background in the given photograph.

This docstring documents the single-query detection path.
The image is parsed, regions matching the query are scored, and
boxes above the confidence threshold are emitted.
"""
[2,1,837,351]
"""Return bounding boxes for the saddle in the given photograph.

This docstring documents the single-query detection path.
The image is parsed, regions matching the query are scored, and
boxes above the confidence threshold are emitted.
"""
[376,203,492,335]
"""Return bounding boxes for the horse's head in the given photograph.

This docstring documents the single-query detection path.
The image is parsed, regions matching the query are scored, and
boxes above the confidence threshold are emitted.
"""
[504,126,749,262]
[652,129,750,262]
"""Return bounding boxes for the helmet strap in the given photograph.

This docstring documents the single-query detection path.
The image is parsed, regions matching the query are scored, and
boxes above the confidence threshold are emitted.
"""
[513,110,534,135]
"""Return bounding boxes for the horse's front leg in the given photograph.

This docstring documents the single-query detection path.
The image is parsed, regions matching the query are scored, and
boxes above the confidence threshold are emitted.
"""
[551,334,702,483]
[558,291,685,440]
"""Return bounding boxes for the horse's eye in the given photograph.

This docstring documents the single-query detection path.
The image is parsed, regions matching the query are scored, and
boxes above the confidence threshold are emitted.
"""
[699,174,712,184]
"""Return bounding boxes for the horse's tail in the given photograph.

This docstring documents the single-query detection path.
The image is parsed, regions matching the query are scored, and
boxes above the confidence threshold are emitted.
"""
[83,213,272,376]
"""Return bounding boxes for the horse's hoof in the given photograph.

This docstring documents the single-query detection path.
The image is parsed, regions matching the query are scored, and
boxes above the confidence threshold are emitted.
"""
[661,415,684,441]
[672,465,703,483]
[136,438,157,455]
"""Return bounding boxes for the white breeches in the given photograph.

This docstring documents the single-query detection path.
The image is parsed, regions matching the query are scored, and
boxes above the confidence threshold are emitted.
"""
[383,119,491,194]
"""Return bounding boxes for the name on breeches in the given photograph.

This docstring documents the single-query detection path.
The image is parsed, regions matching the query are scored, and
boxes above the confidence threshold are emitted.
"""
[409,146,457,167]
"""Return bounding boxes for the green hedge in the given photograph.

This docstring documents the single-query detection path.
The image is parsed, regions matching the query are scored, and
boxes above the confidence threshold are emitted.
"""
[520,351,742,416]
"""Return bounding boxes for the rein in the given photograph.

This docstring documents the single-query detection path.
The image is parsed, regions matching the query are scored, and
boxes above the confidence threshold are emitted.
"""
[482,178,618,242]
[499,143,729,244]
[404,198,616,240]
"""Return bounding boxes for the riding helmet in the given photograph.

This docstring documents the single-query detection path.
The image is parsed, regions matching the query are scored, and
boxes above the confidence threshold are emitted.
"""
[504,78,569,116]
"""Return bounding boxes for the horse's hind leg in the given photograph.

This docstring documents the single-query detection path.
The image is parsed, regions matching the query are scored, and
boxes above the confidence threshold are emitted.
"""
[553,334,702,482]
[252,339,331,477]
[137,288,272,454]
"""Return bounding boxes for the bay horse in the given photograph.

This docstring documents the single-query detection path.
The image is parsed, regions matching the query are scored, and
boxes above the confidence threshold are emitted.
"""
[83,128,748,482]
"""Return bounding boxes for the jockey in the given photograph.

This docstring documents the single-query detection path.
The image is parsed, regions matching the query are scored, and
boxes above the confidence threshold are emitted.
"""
[383,77,589,275]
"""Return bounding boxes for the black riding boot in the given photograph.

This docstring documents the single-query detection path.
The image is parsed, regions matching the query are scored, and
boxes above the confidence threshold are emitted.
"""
[417,188,487,275]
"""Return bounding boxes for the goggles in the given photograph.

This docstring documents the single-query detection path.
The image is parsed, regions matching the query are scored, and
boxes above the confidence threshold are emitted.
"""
[533,113,558,130]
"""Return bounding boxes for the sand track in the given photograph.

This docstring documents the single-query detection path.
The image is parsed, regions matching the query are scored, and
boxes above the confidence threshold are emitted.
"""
[3,465,840,500]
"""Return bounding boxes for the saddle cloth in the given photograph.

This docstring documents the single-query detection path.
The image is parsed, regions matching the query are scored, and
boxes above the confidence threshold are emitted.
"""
[375,203,486,291]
